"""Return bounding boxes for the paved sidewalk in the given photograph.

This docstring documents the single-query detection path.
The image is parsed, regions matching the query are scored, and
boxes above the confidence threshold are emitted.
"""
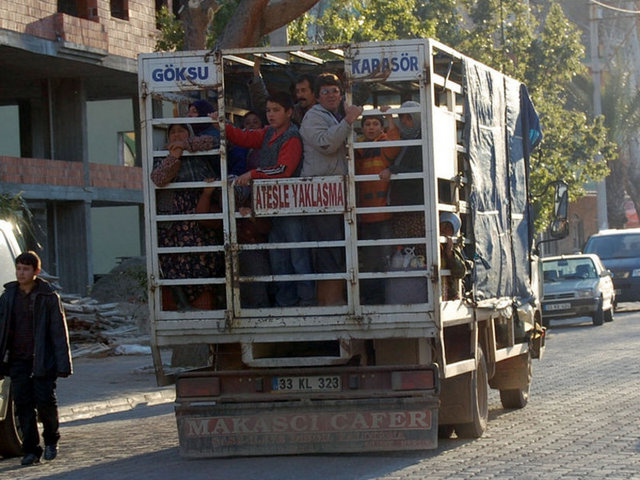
[57,354,175,423]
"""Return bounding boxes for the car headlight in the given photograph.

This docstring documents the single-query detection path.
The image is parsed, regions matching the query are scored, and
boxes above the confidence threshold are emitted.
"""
[577,288,594,298]
[632,269,640,277]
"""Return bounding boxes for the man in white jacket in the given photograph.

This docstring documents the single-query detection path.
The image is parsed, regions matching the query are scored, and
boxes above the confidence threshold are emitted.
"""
[300,73,363,305]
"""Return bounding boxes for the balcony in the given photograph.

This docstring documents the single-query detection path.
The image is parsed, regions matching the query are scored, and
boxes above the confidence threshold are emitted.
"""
[25,13,108,60]
[0,156,142,204]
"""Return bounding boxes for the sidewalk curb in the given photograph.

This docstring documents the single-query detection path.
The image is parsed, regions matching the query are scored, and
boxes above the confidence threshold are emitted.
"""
[59,388,175,423]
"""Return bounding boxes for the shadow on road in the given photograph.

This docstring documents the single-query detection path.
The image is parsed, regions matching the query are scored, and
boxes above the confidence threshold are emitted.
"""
[17,434,480,480]
[62,402,174,427]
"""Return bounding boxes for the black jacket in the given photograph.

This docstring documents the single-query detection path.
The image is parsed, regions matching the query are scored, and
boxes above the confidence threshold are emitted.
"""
[0,278,72,378]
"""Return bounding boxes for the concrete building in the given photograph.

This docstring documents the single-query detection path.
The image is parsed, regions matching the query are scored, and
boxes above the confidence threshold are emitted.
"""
[0,0,167,294]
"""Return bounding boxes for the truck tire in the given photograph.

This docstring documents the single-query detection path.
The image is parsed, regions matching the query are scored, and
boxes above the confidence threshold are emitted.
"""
[592,297,604,326]
[499,352,532,409]
[0,383,23,457]
[455,348,488,439]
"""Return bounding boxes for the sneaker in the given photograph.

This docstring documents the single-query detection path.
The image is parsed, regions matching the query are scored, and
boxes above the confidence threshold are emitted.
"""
[44,444,57,461]
[21,452,41,466]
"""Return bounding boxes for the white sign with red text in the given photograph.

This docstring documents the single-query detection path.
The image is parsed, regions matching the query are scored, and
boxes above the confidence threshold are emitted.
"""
[251,176,346,216]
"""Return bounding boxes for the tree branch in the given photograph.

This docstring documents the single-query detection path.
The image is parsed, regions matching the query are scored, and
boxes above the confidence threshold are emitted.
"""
[262,0,321,34]
[219,0,320,49]
[218,0,270,49]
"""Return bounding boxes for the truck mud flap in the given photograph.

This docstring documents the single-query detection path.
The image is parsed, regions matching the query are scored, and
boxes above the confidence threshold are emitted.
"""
[176,396,439,457]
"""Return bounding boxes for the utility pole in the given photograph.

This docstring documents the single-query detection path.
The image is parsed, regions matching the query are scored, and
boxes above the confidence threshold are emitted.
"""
[590,0,608,230]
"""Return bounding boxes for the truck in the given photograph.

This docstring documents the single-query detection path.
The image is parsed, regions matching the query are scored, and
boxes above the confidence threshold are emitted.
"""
[138,38,561,457]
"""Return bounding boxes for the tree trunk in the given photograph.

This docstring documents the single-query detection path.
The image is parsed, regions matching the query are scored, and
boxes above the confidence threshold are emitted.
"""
[219,0,320,48]
[606,155,628,229]
[625,139,640,226]
[180,0,221,50]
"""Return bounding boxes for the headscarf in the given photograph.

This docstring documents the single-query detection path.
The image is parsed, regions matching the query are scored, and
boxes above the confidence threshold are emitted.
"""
[190,99,216,116]
[398,100,421,140]
[439,212,461,236]
[189,100,216,135]
[166,123,194,145]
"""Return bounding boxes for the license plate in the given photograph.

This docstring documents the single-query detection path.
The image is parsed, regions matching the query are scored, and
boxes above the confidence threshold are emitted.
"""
[545,302,571,311]
[272,375,341,393]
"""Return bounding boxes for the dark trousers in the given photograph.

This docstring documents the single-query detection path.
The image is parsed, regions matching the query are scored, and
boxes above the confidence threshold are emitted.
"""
[10,360,60,455]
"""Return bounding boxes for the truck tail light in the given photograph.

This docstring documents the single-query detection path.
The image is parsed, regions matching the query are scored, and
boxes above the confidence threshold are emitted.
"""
[391,370,435,391]
[177,377,220,397]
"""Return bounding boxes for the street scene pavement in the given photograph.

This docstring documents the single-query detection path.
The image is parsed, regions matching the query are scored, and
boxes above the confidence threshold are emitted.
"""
[56,354,174,424]
[1,307,639,479]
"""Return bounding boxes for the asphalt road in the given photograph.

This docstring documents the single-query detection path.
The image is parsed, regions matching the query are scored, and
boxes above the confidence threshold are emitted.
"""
[2,306,640,479]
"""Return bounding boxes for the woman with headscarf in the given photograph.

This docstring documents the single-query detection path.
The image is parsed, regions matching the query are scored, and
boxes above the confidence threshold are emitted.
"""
[187,99,219,137]
[379,100,424,206]
[150,123,220,309]
[379,100,426,258]
[439,211,467,300]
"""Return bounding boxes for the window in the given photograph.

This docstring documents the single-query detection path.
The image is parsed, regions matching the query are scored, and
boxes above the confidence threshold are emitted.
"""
[155,0,178,29]
[58,0,99,20]
[111,0,129,20]
[58,0,80,16]
[0,105,20,157]
[156,0,174,14]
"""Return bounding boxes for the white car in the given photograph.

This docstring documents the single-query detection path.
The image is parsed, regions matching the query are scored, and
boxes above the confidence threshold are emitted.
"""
[0,219,24,457]
[542,254,615,326]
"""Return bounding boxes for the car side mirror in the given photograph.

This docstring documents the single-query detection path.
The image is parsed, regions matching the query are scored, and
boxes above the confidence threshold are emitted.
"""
[600,270,612,278]
[549,218,569,239]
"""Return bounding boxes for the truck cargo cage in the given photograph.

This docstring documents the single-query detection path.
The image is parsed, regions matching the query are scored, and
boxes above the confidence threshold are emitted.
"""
[139,40,475,349]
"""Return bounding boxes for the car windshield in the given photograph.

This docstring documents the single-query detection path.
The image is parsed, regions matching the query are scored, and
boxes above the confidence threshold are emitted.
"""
[584,233,640,260]
[543,258,596,283]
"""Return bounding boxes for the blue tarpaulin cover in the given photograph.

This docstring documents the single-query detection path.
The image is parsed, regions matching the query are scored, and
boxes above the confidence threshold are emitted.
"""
[463,59,542,304]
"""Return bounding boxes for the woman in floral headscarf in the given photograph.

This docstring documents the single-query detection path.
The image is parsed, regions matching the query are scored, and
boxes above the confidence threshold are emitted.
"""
[151,123,221,309]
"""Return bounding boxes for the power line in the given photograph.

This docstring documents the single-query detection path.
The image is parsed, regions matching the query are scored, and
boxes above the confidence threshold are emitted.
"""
[592,0,640,14]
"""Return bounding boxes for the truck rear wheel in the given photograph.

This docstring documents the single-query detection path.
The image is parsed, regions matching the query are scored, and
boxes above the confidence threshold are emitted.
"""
[499,352,532,409]
[0,382,23,457]
[454,349,488,439]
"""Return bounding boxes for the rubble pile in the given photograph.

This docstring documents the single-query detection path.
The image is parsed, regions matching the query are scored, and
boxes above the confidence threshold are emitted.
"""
[63,294,150,358]
[56,256,151,359]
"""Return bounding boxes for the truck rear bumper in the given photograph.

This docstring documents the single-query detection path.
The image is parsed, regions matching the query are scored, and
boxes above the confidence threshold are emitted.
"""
[176,395,439,457]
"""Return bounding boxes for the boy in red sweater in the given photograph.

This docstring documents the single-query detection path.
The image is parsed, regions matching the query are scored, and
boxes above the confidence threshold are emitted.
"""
[355,107,400,304]
[223,92,314,307]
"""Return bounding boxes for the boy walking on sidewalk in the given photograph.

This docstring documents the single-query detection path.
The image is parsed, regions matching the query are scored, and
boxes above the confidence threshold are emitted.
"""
[0,251,72,466]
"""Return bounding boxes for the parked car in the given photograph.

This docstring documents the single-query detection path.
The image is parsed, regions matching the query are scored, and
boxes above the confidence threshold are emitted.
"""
[0,219,24,457]
[541,254,615,326]
[583,228,640,305]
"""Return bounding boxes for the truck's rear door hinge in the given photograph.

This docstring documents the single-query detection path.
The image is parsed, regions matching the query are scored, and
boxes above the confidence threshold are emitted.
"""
[349,268,357,285]
[148,273,158,292]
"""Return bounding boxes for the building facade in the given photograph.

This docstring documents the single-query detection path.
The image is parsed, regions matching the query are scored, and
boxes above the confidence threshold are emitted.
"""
[0,0,167,293]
